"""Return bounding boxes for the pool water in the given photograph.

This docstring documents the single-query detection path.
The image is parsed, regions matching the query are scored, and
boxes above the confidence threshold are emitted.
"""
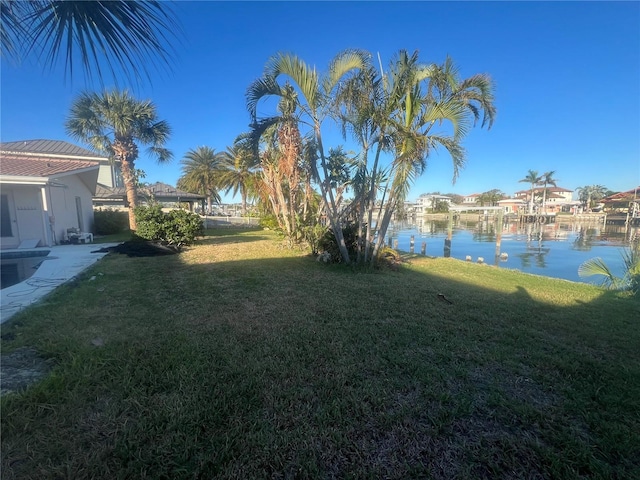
[0,251,51,290]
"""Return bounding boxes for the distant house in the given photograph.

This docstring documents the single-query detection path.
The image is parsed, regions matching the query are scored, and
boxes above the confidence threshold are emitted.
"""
[496,198,527,214]
[94,181,205,212]
[0,140,101,248]
[513,186,574,213]
[601,186,640,217]
[413,193,453,214]
[462,193,480,205]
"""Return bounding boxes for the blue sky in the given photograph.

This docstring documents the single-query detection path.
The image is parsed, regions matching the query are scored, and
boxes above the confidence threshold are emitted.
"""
[2,1,639,203]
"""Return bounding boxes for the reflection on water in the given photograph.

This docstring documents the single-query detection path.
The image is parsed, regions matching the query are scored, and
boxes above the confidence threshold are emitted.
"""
[388,219,639,284]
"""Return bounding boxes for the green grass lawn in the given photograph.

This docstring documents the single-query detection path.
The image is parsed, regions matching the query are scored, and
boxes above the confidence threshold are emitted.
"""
[2,228,639,479]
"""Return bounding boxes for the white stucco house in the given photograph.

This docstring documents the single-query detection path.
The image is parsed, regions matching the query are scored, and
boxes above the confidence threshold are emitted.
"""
[413,193,453,214]
[0,140,103,249]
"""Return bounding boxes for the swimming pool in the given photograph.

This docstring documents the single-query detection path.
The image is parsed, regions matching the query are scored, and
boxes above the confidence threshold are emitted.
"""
[0,250,51,290]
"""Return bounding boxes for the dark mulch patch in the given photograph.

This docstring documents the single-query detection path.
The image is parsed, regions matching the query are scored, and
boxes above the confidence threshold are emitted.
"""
[92,240,180,257]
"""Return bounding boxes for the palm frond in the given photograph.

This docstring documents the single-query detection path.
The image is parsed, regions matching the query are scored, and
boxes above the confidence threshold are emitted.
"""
[323,49,370,94]
[22,0,181,85]
[578,257,621,289]
[246,76,282,120]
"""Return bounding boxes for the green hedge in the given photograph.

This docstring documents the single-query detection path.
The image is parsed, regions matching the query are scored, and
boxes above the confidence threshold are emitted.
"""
[93,208,129,235]
[134,204,204,246]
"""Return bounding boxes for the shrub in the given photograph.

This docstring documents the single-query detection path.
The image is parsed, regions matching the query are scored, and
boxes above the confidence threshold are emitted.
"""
[318,222,360,263]
[134,204,203,246]
[93,208,129,235]
[301,223,328,255]
[259,214,280,231]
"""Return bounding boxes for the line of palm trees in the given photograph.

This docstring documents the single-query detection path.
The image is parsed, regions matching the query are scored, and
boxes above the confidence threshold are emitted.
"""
[64,48,497,263]
[176,144,259,218]
[518,169,559,214]
[244,49,496,264]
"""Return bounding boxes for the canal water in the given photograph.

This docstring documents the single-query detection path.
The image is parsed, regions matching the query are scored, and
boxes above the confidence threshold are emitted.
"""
[388,218,638,284]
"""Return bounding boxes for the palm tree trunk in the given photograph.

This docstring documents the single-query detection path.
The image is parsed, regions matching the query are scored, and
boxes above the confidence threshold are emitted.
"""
[529,184,535,214]
[364,142,384,264]
[241,188,247,216]
[314,127,350,263]
[120,160,138,230]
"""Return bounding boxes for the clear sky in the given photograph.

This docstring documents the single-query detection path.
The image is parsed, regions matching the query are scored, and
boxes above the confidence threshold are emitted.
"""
[1,1,639,203]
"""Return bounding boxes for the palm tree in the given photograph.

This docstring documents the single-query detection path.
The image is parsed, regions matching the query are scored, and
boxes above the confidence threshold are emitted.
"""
[1,1,180,85]
[519,170,542,214]
[178,147,226,215]
[577,185,607,212]
[66,89,172,230]
[476,189,505,207]
[579,240,640,294]
[539,171,558,213]
[247,50,369,262]
[219,142,260,216]
[346,51,496,264]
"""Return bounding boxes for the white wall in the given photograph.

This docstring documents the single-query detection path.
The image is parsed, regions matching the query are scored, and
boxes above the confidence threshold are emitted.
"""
[48,175,95,243]
[0,187,46,248]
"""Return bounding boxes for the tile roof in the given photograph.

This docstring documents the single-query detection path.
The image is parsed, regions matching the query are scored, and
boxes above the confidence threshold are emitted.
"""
[0,139,106,159]
[602,186,640,203]
[0,153,99,178]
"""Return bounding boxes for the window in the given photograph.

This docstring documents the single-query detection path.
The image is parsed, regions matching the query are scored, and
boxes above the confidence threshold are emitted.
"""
[1,194,13,237]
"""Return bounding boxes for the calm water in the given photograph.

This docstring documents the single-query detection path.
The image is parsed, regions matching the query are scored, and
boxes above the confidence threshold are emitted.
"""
[388,219,638,284]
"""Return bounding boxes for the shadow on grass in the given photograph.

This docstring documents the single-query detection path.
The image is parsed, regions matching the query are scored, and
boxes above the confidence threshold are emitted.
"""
[1,243,639,480]
[197,227,270,247]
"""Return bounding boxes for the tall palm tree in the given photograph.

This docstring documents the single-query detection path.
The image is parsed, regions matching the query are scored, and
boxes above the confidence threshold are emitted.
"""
[373,52,496,262]
[219,142,260,215]
[519,169,542,214]
[66,89,172,230]
[178,147,225,215]
[247,50,369,262]
[336,51,495,264]
[1,1,180,85]
[539,170,558,213]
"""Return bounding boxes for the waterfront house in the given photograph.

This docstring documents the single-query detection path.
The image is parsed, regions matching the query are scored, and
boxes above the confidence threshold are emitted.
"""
[413,194,453,214]
[514,186,574,212]
[0,140,101,248]
[462,193,480,205]
[496,198,527,215]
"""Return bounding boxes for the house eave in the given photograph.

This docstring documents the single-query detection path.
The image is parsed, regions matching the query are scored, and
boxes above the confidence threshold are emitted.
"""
[0,176,49,185]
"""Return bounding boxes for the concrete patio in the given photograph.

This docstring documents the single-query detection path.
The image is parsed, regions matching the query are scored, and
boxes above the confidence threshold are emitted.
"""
[1,243,118,324]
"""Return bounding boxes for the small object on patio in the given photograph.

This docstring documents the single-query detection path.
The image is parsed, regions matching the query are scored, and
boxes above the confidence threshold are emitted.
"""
[66,228,94,244]
[437,293,453,304]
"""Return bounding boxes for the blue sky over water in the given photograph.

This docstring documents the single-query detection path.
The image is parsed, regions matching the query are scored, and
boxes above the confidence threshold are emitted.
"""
[1,1,638,202]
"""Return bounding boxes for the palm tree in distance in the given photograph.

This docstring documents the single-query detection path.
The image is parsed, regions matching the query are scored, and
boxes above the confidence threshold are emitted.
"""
[66,90,172,230]
[219,142,260,216]
[577,184,608,212]
[540,171,558,213]
[178,147,226,215]
[1,1,180,86]
[519,169,542,214]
